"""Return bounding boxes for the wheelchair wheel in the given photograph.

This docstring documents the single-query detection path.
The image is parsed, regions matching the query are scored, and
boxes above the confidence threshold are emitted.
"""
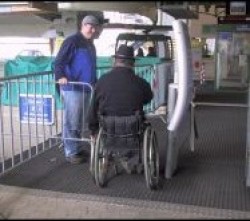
[89,136,96,183]
[94,127,108,187]
[143,124,160,190]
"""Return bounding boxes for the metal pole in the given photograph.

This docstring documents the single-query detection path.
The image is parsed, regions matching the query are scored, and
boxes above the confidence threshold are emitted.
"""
[190,102,195,152]
[165,83,177,179]
[246,83,250,187]
[0,82,3,98]
[0,82,5,174]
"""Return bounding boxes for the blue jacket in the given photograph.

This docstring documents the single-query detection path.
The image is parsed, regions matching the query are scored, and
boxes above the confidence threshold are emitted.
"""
[54,32,97,91]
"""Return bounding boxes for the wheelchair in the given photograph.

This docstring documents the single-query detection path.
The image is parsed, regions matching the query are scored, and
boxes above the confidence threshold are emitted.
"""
[90,113,160,190]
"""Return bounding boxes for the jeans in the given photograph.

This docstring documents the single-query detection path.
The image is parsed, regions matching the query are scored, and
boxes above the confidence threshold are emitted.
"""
[61,90,91,157]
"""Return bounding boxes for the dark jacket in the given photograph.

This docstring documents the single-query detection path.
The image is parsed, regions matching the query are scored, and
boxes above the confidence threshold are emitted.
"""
[54,32,97,91]
[88,66,153,135]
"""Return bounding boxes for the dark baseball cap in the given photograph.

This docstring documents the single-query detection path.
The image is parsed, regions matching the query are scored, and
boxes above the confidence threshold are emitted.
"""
[82,15,100,26]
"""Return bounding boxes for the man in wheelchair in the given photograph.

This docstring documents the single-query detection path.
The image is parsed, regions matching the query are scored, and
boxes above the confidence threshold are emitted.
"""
[88,44,153,174]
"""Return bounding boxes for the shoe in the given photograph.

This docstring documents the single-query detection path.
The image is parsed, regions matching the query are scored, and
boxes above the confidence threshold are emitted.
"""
[120,160,138,174]
[79,149,90,158]
[120,160,132,174]
[66,154,85,164]
[136,164,144,174]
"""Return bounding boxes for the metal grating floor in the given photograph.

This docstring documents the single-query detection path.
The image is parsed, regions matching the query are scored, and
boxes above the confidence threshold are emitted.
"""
[0,105,250,212]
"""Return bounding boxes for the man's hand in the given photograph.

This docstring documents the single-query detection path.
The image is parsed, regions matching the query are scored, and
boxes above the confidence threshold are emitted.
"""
[90,135,96,148]
[58,77,68,85]
[90,135,96,142]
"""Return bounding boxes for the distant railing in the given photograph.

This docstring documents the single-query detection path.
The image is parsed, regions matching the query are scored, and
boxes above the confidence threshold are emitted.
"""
[0,73,95,175]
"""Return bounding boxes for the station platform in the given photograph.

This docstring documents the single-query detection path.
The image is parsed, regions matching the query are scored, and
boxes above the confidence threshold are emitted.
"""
[0,86,250,219]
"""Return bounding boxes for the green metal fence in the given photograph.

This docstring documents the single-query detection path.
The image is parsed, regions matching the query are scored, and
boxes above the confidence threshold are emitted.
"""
[1,56,163,113]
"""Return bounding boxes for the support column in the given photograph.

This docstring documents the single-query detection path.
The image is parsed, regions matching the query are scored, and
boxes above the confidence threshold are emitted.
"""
[165,83,177,179]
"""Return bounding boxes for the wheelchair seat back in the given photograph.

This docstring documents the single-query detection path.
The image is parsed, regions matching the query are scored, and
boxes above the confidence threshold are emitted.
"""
[100,114,143,137]
[99,114,144,152]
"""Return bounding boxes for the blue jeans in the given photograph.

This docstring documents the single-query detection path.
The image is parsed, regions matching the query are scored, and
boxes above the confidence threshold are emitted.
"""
[61,90,91,157]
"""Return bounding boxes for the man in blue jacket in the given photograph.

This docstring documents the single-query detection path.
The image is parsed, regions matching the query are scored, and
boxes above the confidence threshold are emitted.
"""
[55,15,101,164]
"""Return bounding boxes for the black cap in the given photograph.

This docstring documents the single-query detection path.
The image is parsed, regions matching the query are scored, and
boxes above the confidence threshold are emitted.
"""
[112,45,135,60]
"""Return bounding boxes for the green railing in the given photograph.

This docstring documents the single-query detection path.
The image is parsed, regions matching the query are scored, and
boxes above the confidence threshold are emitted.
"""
[1,56,165,113]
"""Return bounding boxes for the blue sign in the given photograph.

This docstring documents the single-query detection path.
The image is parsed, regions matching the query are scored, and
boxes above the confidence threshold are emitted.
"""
[219,32,233,40]
[19,94,54,125]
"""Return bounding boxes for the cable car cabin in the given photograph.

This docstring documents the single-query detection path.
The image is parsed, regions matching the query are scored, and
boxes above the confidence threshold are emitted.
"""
[115,33,173,61]
[114,33,175,114]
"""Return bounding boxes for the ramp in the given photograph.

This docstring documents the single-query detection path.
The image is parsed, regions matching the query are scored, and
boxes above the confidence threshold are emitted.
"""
[0,106,249,216]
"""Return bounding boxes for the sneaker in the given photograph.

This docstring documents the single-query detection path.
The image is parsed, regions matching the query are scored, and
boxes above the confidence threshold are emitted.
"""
[79,149,90,158]
[136,164,144,174]
[120,160,138,174]
[66,154,85,164]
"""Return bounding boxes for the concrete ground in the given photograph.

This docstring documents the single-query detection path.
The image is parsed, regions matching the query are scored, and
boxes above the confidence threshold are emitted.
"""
[0,184,250,219]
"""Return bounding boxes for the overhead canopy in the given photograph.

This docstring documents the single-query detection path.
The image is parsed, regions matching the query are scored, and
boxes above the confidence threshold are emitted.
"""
[0,1,227,37]
[0,1,158,37]
[58,2,158,22]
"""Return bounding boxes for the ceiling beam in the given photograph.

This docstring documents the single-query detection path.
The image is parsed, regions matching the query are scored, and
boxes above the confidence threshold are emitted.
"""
[0,1,58,14]
[29,1,58,13]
